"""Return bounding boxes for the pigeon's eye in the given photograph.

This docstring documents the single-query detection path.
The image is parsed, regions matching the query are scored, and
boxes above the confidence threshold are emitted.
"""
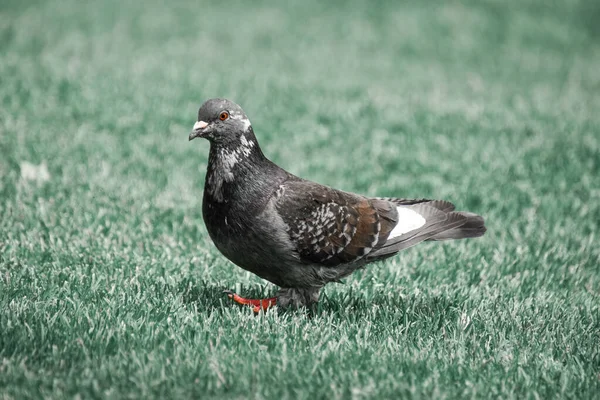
[219,112,229,121]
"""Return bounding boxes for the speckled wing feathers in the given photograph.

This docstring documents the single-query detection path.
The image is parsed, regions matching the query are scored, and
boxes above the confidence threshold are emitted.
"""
[274,181,397,267]
[272,180,485,270]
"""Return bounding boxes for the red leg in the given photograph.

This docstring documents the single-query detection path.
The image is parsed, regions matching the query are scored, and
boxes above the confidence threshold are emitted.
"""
[224,290,277,313]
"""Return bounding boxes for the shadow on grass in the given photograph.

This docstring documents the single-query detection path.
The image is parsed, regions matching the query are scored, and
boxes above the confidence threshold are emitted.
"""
[178,279,465,328]
[178,280,281,315]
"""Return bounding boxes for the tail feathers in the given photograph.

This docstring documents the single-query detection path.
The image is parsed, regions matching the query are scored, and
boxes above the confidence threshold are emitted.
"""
[367,201,486,260]
[369,204,463,258]
[427,212,486,240]
[422,200,456,213]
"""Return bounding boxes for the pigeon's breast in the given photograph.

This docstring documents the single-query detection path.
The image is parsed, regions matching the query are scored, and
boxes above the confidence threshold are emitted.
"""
[202,194,303,286]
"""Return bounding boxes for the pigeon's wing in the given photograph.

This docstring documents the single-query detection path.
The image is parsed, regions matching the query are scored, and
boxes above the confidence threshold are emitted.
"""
[375,197,456,212]
[274,181,485,266]
[273,180,398,266]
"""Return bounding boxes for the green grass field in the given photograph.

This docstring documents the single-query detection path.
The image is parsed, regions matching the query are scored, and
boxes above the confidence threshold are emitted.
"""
[1,0,599,398]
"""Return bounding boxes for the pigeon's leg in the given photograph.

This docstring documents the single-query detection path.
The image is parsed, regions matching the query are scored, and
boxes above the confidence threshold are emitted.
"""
[277,287,321,309]
[224,290,277,313]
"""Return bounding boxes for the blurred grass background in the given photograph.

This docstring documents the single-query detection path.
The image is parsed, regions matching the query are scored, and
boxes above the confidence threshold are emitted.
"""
[1,0,599,398]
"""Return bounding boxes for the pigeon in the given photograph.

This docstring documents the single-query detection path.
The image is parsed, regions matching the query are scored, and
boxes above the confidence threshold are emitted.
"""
[189,98,486,312]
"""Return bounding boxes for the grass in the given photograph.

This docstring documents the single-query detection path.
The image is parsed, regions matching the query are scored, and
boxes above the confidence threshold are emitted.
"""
[1,0,599,398]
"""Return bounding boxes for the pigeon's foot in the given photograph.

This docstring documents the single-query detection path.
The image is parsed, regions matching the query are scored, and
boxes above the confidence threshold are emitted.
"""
[224,290,277,313]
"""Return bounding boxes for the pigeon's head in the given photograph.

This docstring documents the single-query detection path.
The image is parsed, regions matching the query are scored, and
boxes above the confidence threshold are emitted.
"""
[189,98,252,144]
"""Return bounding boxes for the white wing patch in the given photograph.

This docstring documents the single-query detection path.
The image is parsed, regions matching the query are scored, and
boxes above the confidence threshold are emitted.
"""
[388,207,426,239]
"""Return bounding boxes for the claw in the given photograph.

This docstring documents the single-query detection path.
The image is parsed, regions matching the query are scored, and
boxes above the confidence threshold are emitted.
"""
[224,290,277,313]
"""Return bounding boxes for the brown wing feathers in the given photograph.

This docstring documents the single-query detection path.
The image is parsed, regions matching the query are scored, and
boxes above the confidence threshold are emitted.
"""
[278,181,483,267]
[336,199,380,263]
[280,184,395,266]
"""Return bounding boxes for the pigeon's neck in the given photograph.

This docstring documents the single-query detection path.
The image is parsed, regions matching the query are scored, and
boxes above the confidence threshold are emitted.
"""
[205,132,270,203]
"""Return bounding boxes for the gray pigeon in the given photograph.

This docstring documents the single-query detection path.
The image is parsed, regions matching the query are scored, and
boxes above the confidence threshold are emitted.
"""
[189,98,486,312]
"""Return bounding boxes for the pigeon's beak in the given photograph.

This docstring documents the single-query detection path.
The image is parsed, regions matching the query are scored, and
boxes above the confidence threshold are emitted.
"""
[189,120,209,141]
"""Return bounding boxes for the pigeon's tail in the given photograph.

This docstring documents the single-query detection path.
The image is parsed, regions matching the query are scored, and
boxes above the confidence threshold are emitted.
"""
[368,199,486,260]
[427,212,486,241]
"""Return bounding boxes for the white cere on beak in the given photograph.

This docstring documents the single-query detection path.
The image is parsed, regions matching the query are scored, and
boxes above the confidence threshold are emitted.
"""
[193,120,208,130]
